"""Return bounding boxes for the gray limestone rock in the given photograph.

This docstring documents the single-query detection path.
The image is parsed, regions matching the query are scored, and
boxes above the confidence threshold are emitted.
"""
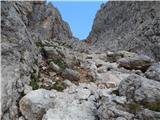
[86,1,160,61]
[1,1,73,119]
[97,96,134,120]
[118,74,160,103]
[49,62,61,73]
[137,109,160,120]
[19,89,55,120]
[145,62,160,81]
[118,55,154,72]
[62,68,80,81]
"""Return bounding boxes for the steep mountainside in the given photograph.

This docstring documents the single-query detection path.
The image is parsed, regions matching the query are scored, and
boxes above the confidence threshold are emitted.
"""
[1,1,73,119]
[1,1,160,120]
[87,1,160,61]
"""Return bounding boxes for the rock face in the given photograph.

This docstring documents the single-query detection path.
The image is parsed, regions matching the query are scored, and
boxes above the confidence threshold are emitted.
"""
[29,2,72,40]
[86,1,160,61]
[1,1,72,119]
[145,62,160,81]
[2,1,160,120]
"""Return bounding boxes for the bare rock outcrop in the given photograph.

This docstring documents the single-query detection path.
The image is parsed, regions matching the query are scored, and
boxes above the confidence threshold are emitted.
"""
[86,1,160,61]
[118,74,160,104]
[1,1,160,120]
[145,62,160,81]
[1,1,73,119]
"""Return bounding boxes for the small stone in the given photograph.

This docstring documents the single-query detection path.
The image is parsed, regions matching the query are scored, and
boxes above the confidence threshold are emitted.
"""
[49,72,56,77]
[49,62,61,73]
[42,66,47,70]
[116,117,127,120]
[63,80,75,87]
[106,82,117,88]
[97,89,111,97]
[18,116,25,120]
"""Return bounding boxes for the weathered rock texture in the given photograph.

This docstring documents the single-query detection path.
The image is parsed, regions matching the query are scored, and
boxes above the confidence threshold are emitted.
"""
[1,1,72,119]
[1,1,160,120]
[87,1,160,61]
[119,74,160,103]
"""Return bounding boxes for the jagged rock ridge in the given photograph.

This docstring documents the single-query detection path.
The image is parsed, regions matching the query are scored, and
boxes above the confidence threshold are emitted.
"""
[87,1,160,61]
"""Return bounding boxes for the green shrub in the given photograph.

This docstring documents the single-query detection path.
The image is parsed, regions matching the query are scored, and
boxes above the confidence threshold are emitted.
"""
[112,89,119,96]
[35,41,44,48]
[52,81,66,92]
[30,73,39,90]
[127,103,141,113]
[144,101,160,112]
[52,59,68,70]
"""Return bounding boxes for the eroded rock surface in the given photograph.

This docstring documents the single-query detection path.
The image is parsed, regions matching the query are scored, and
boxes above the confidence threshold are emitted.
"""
[1,1,160,120]
[145,62,160,81]
[86,1,160,61]
[119,74,160,103]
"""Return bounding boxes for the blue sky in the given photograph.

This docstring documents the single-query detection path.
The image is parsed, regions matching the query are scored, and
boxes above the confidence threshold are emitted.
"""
[47,1,106,40]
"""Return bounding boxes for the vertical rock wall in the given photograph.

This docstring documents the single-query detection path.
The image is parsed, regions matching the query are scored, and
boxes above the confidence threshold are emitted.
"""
[1,1,72,119]
[86,1,160,61]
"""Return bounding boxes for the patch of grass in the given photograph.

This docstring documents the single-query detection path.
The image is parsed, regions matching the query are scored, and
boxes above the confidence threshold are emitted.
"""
[127,103,141,113]
[144,101,160,112]
[30,73,39,90]
[112,89,119,96]
[52,81,66,92]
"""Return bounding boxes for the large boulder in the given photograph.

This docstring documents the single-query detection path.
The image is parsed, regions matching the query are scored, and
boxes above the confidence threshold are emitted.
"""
[118,55,154,72]
[49,62,61,73]
[43,47,59,59]
[106,51,137,63]
[42,101,95,120]
[97,96,134,120]
[145,62,160,82]
[118,74,160,104]
[42,84,97,120]
[19,89,55,120]
[137,109,160,120]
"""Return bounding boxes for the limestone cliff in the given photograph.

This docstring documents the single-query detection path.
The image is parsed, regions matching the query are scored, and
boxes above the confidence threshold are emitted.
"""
[87,1,160,61]
[1,1,160,120]
[1,1,72,119]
